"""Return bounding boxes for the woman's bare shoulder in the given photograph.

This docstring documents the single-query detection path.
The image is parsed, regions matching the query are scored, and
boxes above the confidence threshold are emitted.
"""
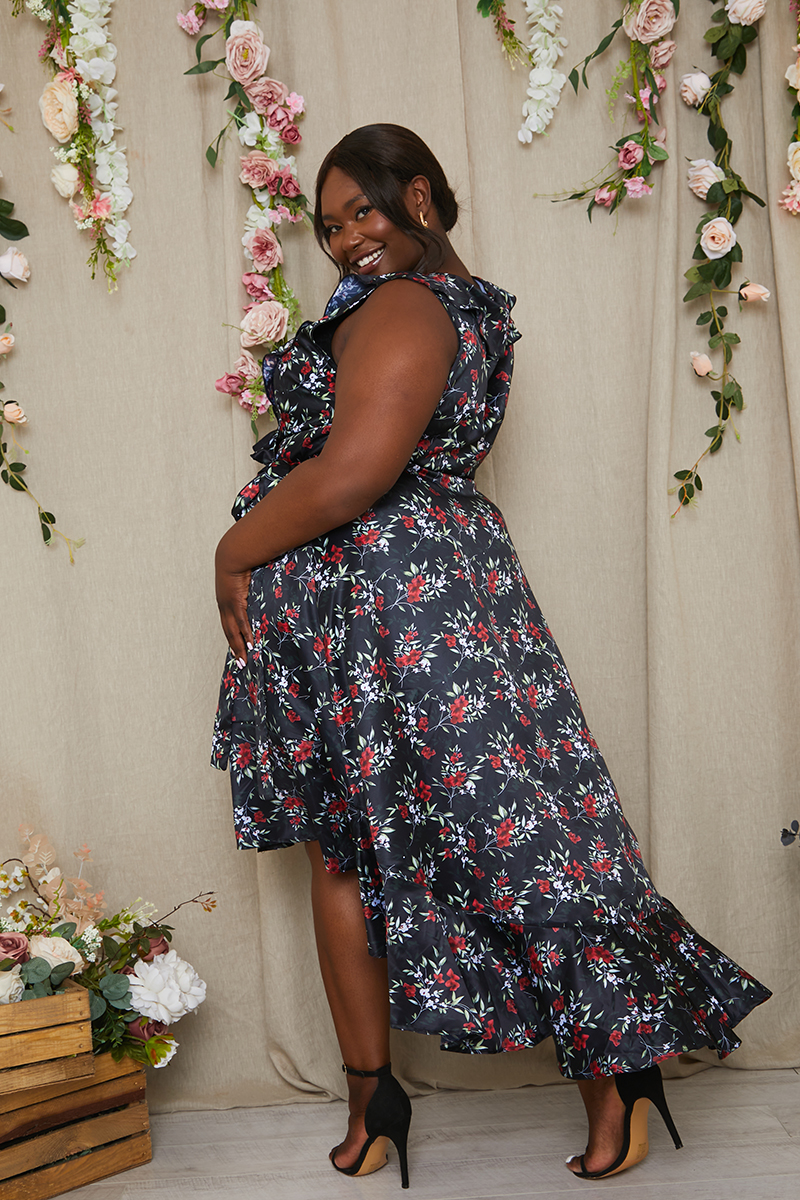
[332,277,457,362]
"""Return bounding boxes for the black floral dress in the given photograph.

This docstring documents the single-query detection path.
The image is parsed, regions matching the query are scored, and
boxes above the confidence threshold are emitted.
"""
[212,271,770,1078]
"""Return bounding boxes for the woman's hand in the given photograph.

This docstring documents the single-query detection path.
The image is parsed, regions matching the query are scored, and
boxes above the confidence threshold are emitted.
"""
[215,530,254,665]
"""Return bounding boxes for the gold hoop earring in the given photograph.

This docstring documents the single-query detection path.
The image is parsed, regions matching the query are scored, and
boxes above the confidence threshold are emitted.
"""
[419,212,429,228]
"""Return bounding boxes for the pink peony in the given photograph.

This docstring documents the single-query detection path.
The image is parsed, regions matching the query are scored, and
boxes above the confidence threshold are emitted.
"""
[245,226,283,271]
[594,186,616,207]
[622,0,677,44]
[245,76,288,115]
[0,933,29,964]
[265,103,292,134]
[649,39,676,69]
[90,195,112,220]
[618,140,645,170]
[242,272,275,301]
[240,300,289,348]
[225,20,270,87]
[233,350,261,385]
[239,150,281,190]
[623,176,653,197]
[281,123,302,145]
[691,352,714,376]
[176,9,204,35]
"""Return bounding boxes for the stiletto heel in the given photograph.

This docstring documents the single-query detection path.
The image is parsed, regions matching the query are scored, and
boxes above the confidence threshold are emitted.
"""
[330,1063,412,1189]
[569,1064,682,1180]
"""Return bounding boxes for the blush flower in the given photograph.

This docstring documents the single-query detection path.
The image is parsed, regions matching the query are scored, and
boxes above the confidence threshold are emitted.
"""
[725,0,767,24]
[3,402,27,425]
[687,159,726,199]
[738,283,770,302]
[242,272,275,301]
[245,76,288,115]
[38,77,78,143]
[691,352,714,376]
[788,142,800,183]
[699,216,737,259]
[623,176,653,198]
[244,226,283,271]
[176,9,204,35]
[0,933,29,963]
[594,185,616,207]
[0,331,15,355]
[679,72,713,107]
[778,179,800,214]
[0,964,24,1005]
[239,150,281,191]
[50,162,81,198]
[127,949,206,1025]
[0,248,30,283]
[649,39,676,69]
[27,935,85,972]
[225,20,270,88]
[622,0,677,44]
[618,140,645,170]
[240,300,289,348]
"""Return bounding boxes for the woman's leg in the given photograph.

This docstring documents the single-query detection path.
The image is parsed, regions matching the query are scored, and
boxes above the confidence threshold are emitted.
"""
[566,1078,626,1175]
[305,840,391,1167]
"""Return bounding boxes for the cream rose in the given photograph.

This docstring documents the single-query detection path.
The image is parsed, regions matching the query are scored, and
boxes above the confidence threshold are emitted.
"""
[700,216,737,259]
[0,248,30,283]
[788,142,800,183]
[27,935,85,973]
[2,402,27,425]
[687,159,726,200]
[0,332,15,355]
[225,21,270,88]
[39,77,79,143]
[691,353,714,377]
[679,72,713,107]
[51,162,81,199]
[739,283,770,302]
[0,964,24,1004]
[240,300,289,348]
[622,0,676,44]
[725,0,767,25]
[786,56,800,94]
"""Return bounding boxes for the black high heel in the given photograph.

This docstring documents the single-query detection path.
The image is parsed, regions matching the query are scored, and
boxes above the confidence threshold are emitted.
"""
[568,1064,683,1180]
[330,1063,412,1189]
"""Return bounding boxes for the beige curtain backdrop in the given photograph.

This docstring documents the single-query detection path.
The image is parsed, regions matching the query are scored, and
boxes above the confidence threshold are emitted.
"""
[1,0,798,1113]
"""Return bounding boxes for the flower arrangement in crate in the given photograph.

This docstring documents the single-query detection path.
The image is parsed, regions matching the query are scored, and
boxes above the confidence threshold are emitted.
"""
[0,826,213,1069]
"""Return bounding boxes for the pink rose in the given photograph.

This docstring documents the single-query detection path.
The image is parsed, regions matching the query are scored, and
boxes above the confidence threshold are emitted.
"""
[240,300,289,348]
[594,186,616,207]
[245,76,288,115]
[225,20,270,87]
[691,352,714,376]
[281,124,302,145]
[699,216,737,259]
[778,180,800,214]
[0,933,29,964]
[622,0,676,44]
[649,39,676,69]
[623,176,653,198]
[2,402,27,425]
[239,151,281,190]
[142,935,170,962]
[285,92,304,116]
[215,372,244,397]
[245,226,283,271]
[725,0,767,25]
[738,283,770,302]
[242,272,275,301]
[687,159,726,200]
[680,72,712,107]
[233,350,262,385]
[0,332,15,355]
[618,140,645,170]
[90,195,112,220]
[653,126,668,151]
[265,103,292,134]
[127,1016,169,1042]
[279,170,301,199]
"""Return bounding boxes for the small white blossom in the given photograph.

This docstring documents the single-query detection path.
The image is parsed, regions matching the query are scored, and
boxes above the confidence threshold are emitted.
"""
[237,112,264,147]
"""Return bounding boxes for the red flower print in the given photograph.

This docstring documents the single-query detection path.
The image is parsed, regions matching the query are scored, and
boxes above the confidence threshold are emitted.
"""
[444,634,457,647]
[448,935,467,952]
[313,635,332,662]
[404,983,416,997]
[360,747,375,777]
[415,781,431,802]
[445,969,460,991]
[421,746,436,758]
[354,528,380,547]
[609,1030,622,1046]
[593,857,612,873]
[236,744,253,769]
[496,818,515,847]
[506,998,517,1013]
[396,647,422,668]
[537,880,550,893]
[637,1023,653,1034]
[568,832,582,844]
[443,769,467,788]
[553,995,564,1012]
[407,575,425,602]
[493,895,513,911]
[489,755,502,769]
[293,739,314,762]
[527,948,544,975]
[401,516,414,528]
[450,694,468,723]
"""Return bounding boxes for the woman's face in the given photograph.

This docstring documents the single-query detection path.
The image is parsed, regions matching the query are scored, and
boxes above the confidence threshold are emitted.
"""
[319,167,424,277]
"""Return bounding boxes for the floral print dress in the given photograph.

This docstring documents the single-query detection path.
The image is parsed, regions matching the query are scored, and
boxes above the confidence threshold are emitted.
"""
[212,271,770,1078]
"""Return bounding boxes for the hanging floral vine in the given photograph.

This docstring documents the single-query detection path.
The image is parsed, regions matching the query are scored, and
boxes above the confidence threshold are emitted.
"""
[177,2,309,436]
[670,0,769,515]
[9,0,134,287]
[476,1,569,140]
[779,1,800,213]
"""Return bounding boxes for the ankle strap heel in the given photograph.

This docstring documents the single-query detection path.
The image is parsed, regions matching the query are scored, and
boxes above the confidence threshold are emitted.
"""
[332,1063,411,1188]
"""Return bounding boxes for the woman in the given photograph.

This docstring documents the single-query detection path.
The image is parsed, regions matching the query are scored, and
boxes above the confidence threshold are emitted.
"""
[212,124,770,1187]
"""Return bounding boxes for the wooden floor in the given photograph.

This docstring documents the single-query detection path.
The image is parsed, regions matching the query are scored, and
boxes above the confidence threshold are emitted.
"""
[65,1067,800,1200]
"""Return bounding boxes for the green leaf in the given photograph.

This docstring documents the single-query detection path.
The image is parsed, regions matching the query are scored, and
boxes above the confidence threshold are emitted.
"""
[723,332,741,345]
[89,991,107,1020]
[723,380,737,398]
[710,436,723,453]
[713,259,732,289]
[49,962,75,986]
[716,306,728,318]
[30,980,52,998]
[674,470,692,481]
[730,43,747,75]
[724,343,733,364]
[40,524,52,545]
[195,31,216,62]
[0,216,29,241]
[708,122,728,152]
[568,67,579,94]
[704,26,727,42]
[206,143,219,168]
[648,145,668,161]
[696,311,713,325]
[705,427,720,438]
[9,475,26,491]
[0,306,5,323]
[708,332,723,349]
[729,241,742,262]
[8,462,26,473]
[683,280,714,302]
[99,972,130,999]
[706,181,727,206]
[21,958,51,984]
[108,992,133,1009]
[695,475,703,491]
[52,922,77,940]
[102,936,121,961]
[41,511,56,524]
[698,261,718,281]
[728,196,743,224]
[184,59,224,75]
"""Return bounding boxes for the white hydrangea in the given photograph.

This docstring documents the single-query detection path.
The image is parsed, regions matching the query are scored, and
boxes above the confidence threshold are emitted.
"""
[518,2,568,142]
[237,112,264,147]
[127,950,207,1026]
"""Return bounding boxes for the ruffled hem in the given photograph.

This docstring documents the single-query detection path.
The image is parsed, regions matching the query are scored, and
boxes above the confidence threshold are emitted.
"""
[386,896,771,1078]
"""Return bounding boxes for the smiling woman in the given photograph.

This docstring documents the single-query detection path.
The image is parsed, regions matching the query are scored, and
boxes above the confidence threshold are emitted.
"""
[210,124,770,1189]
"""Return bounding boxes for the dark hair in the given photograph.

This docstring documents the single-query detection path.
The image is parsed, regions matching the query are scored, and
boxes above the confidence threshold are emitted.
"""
[314,124,459,277]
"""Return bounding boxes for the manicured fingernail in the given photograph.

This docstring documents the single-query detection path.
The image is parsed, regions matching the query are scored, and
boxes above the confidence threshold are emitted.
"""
[246,642,253,652]
[236,658,246,669]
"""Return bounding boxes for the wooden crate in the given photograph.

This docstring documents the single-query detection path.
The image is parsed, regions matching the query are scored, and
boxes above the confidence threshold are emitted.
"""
[0,1052,152,1200]
[0,980,93,1096]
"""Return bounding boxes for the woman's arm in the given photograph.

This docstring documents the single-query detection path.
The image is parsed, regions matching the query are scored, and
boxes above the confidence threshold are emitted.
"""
[216,279,458,660]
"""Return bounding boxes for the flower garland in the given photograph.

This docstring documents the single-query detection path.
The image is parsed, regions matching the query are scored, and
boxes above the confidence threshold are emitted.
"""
[0,826,214,1069]
[561,1,679,217]
[671,0,769,515]
[475,2,569,140]
[779,1,800,213]
[9,0,134,286]
[178,3,309,436]
[1,121,82,558]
